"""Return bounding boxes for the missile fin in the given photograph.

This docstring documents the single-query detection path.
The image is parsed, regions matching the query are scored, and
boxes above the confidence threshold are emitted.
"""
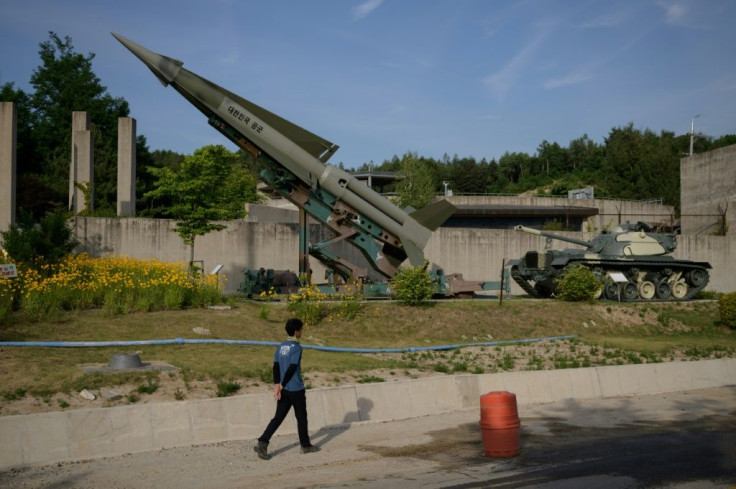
[403,239,426,267]
[409,200,457,232]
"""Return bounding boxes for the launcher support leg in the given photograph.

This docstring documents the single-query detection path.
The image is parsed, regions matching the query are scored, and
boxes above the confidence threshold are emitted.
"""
[299,207,310,283]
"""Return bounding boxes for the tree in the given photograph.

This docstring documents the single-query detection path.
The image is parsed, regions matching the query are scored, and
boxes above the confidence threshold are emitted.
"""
[536,140,569,177]
[29,32,129,214]
[145,145,261,267]
[601,124,646,200]
[395,152,436,210]
[137,148,186,216]
[568,134,603,174]
[498,152,532,186]
[449,156,488,194]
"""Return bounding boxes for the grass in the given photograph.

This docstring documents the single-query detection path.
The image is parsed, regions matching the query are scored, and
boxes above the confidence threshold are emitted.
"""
[215,380,242,397]
[0,298,734,413]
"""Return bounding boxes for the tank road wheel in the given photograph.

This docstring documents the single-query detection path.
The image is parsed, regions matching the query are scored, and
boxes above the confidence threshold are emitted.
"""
[622,282,639,302]
[638,280,656,300]
[604,281,619,300]
[593,285,604,300]
[687,269,707,287]
[656,281,671,299]
[672,281,688,299]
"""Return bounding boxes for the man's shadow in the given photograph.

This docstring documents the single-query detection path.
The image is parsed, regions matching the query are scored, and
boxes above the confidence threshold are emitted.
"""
[269,397,373,456]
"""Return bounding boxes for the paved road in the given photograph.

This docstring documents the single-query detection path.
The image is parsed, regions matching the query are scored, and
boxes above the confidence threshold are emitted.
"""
[2,387,735,489]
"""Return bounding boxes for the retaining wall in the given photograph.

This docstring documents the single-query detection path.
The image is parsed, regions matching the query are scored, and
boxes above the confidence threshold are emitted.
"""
[72,216,736,294]
[1,358,734,470]
[681,144,736,236]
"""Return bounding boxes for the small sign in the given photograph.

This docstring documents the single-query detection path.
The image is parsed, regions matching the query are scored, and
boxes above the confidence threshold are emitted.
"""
[1,264,18,279]
[608,272,628,283]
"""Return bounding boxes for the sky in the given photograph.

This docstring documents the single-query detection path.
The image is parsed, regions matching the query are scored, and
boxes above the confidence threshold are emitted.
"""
[1,0,735,169]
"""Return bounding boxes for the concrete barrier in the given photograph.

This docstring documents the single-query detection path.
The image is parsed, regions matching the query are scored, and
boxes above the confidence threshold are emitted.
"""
[1,358,734,470]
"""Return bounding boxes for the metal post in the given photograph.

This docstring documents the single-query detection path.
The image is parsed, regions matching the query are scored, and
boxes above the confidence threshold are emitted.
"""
[499,259,505,306]
[298,207,310,281]
[689,114,699,156]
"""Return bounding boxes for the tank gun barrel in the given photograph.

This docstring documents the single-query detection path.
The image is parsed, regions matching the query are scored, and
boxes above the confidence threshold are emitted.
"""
[514,225,593,248]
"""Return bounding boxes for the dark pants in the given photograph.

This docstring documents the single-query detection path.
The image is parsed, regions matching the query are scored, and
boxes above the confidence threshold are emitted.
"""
[258,389,311,447]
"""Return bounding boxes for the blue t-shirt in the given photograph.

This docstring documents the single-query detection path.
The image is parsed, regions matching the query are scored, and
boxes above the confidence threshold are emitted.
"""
[275,339,304,391]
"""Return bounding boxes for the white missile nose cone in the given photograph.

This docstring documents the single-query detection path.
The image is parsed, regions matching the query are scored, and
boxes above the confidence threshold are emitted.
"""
[111,32,183,86]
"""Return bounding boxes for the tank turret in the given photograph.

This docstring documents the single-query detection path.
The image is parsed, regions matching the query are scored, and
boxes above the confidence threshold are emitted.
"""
[508,222,710,302]
[514,222,677,257]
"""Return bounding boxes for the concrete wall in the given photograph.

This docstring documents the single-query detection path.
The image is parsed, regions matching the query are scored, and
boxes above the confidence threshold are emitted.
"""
[1,358,734,470]
[261,195,676,232]
[426,227,735,294]
[73,215,736,294]
[446,195,676,232]
[681,144,736,236]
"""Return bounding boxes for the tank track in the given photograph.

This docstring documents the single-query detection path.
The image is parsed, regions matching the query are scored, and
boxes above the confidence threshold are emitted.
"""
[510,265,542,298]
[570,259,710,302]
[510,261,710,302]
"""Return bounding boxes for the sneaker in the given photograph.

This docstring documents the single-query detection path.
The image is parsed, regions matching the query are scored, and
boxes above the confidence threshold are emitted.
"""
[253,441,271,460]
[301,445,321,454]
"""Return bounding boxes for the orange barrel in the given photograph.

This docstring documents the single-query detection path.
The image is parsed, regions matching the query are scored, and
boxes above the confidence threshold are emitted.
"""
[479,391,520,457]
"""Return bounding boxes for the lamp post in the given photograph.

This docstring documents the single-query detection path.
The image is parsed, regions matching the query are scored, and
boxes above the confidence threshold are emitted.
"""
[689,114,700,156]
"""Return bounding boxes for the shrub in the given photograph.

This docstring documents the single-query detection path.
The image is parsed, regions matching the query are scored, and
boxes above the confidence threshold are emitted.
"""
[390,261,434,306]
[555,264,601,302]
[718,292,736,329]
[1,210,77,272]
[137,381,159,394]
[216,380,241,397]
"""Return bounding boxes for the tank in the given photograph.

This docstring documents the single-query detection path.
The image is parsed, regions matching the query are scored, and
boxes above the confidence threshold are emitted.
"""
[507,222,711,301]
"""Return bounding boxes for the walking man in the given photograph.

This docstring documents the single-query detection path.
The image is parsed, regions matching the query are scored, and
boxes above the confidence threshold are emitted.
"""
[254,318,320,460]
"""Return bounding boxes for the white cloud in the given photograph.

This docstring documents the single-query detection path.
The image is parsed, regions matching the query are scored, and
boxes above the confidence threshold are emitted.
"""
[353,0,385,20]
[579,11,627,29]
[543,72,592,90]
[657,0,687,25]
[483,23,553,101]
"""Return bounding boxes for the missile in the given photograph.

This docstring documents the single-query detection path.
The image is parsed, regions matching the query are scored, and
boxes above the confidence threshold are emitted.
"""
[112,33,455,271]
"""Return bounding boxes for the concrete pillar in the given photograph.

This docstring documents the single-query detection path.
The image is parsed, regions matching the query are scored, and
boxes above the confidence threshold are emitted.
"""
[117,117,136,217]
[0,102,17,233]
[69,112,94,214]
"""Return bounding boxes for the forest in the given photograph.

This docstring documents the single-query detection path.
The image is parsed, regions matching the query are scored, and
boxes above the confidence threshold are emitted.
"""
[3,33,735,219]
